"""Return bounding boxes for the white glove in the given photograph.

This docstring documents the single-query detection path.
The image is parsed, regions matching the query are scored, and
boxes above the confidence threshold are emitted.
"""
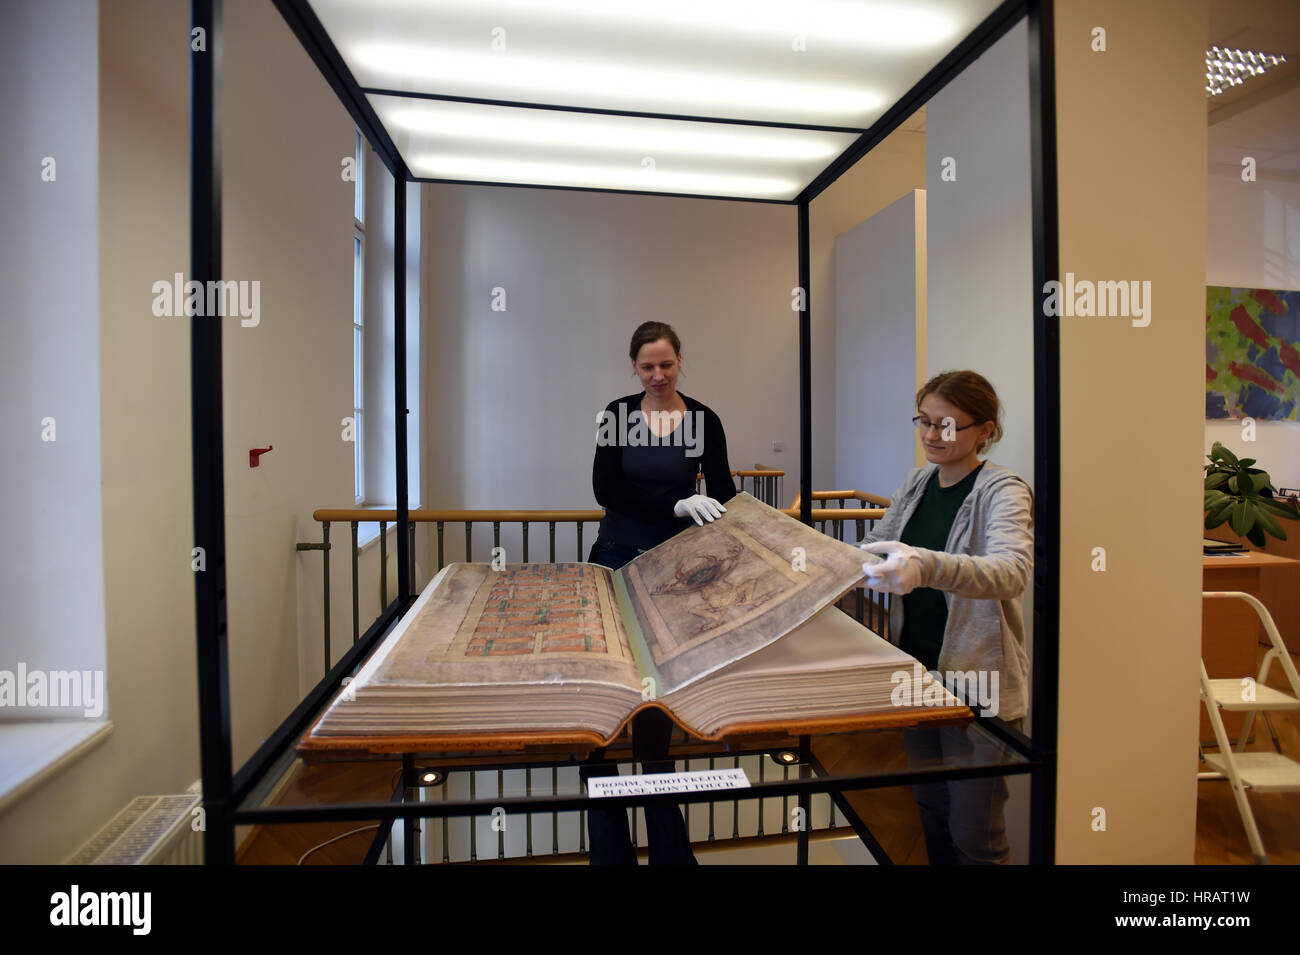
[860,540,924,595]
[674,494,726,526]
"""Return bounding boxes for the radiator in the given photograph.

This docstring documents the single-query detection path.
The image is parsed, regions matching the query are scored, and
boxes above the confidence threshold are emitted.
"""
[64,793,204,865]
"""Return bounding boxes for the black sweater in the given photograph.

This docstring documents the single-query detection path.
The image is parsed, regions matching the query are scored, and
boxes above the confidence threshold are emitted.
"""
[592,391,736,547]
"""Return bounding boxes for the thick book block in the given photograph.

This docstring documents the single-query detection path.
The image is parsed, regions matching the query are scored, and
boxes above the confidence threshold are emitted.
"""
[299,493,970,755]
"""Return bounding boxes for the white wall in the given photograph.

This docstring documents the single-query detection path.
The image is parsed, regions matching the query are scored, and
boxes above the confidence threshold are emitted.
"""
[420,183,796,563]
[923,17,1035,864]
[925,18,1034,490]
[221,0,357,757]
[0,0,198,863]
[811,125,927,497]
[834,191,925,499]
[0,0,362,862]
[0,0,106,714]
[1205,84,1300,488]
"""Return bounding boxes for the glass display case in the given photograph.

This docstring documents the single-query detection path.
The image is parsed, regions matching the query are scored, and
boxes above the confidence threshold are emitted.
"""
[190,0,1060,864]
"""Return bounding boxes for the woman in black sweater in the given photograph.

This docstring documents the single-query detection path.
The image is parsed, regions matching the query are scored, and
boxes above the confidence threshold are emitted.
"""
[581,321,736,865]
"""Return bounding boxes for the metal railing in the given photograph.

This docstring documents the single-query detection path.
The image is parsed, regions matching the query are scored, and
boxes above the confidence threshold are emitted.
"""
[697,466,785,506]
[786,489,890,541]
[375,743,858,864]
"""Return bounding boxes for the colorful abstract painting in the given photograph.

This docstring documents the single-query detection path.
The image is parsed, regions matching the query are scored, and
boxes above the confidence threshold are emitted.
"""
[1206,286,1300,420]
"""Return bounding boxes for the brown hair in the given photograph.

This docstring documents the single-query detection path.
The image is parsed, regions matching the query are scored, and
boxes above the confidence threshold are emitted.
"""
[629,321,682,362]
[916,370,1003,454]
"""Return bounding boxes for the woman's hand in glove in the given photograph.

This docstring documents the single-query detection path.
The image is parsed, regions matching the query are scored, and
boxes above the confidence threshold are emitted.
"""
[859,540,924,595]
[674,494,727,526]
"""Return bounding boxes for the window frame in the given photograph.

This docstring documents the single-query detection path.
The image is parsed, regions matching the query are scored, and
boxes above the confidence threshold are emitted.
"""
[352,129,365,505]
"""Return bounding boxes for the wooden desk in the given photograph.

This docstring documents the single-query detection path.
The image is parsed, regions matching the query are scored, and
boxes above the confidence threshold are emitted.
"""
[1204,524,1300,648]
[1202,551,1299,741]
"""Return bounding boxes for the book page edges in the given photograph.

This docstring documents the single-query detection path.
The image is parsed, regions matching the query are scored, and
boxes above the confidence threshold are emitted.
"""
[296,702,972,756]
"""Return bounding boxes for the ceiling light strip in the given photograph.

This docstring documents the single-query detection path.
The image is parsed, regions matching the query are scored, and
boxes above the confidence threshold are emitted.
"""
[408,153,798,196]
[406,174,797,205]
[348,43,884,120]
[360,86,872,135]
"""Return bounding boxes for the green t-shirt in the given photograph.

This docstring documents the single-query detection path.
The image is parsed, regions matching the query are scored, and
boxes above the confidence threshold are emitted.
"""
[898,463,983,670]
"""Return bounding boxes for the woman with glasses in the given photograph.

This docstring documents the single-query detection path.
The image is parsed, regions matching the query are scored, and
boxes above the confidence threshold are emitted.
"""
[857,369,1032,864]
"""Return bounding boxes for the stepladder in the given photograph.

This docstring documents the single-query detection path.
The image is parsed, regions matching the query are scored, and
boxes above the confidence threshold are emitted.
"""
[1199,590,1300,864]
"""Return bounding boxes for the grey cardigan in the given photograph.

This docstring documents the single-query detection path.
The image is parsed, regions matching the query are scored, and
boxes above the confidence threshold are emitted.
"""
[860,460,1033,721]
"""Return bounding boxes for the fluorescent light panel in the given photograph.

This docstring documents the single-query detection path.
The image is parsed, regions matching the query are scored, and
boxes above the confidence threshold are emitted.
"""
[348,0,960,50]
[371,95,859,198]
[353,45,886,121]
[309,0,1005,127]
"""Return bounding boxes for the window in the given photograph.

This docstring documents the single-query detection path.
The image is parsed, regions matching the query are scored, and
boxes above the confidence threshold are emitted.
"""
[353,129,365,504]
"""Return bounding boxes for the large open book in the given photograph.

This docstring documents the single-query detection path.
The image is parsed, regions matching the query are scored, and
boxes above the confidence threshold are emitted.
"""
[300,493,969,754]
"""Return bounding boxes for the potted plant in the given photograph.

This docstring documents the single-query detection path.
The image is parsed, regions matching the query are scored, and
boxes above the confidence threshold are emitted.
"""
[1204,441,1300,547]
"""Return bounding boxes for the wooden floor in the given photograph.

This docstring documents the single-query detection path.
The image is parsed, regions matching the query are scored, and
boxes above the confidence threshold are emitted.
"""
[237,641,1300,865]
[812,731,931,864]
[237,758,402,865]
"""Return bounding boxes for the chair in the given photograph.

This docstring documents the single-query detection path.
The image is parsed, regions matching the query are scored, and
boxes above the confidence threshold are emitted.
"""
[1198,590,1300,863]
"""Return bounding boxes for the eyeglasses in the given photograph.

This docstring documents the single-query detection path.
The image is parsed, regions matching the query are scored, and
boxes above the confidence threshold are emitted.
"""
[912,415,981,433]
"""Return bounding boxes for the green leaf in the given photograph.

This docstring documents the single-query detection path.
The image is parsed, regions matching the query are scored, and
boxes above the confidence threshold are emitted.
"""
[1259,498,1300,521]
[1217,444,1241,467]
[1238,471,1254,495]
[1228,476,1239,493]
[1207,503,1234,526]
[1239,458,1257,468]
[1206,472,1229,490]
[1247,526,1267,547]
[1253,506,1286,540]
[1229,502,1252,536]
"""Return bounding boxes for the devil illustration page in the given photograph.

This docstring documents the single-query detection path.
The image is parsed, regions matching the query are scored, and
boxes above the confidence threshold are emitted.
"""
[612,492,868,696]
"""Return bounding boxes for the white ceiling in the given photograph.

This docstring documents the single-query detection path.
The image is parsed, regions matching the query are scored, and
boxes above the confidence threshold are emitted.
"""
[1208,0,1300,175]
[308,0,1003,199]
[1209,82,1300,173]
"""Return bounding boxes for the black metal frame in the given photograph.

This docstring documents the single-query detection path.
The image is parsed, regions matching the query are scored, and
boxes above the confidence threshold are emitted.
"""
[190,0,232,866]
[234,751,1040,825]
[191,0,1059,864]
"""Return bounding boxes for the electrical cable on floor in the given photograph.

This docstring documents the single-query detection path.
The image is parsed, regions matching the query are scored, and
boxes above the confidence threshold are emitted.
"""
[297,825,380,865]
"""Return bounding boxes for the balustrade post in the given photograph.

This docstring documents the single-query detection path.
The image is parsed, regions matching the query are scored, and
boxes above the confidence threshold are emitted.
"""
[351,521,359,644]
